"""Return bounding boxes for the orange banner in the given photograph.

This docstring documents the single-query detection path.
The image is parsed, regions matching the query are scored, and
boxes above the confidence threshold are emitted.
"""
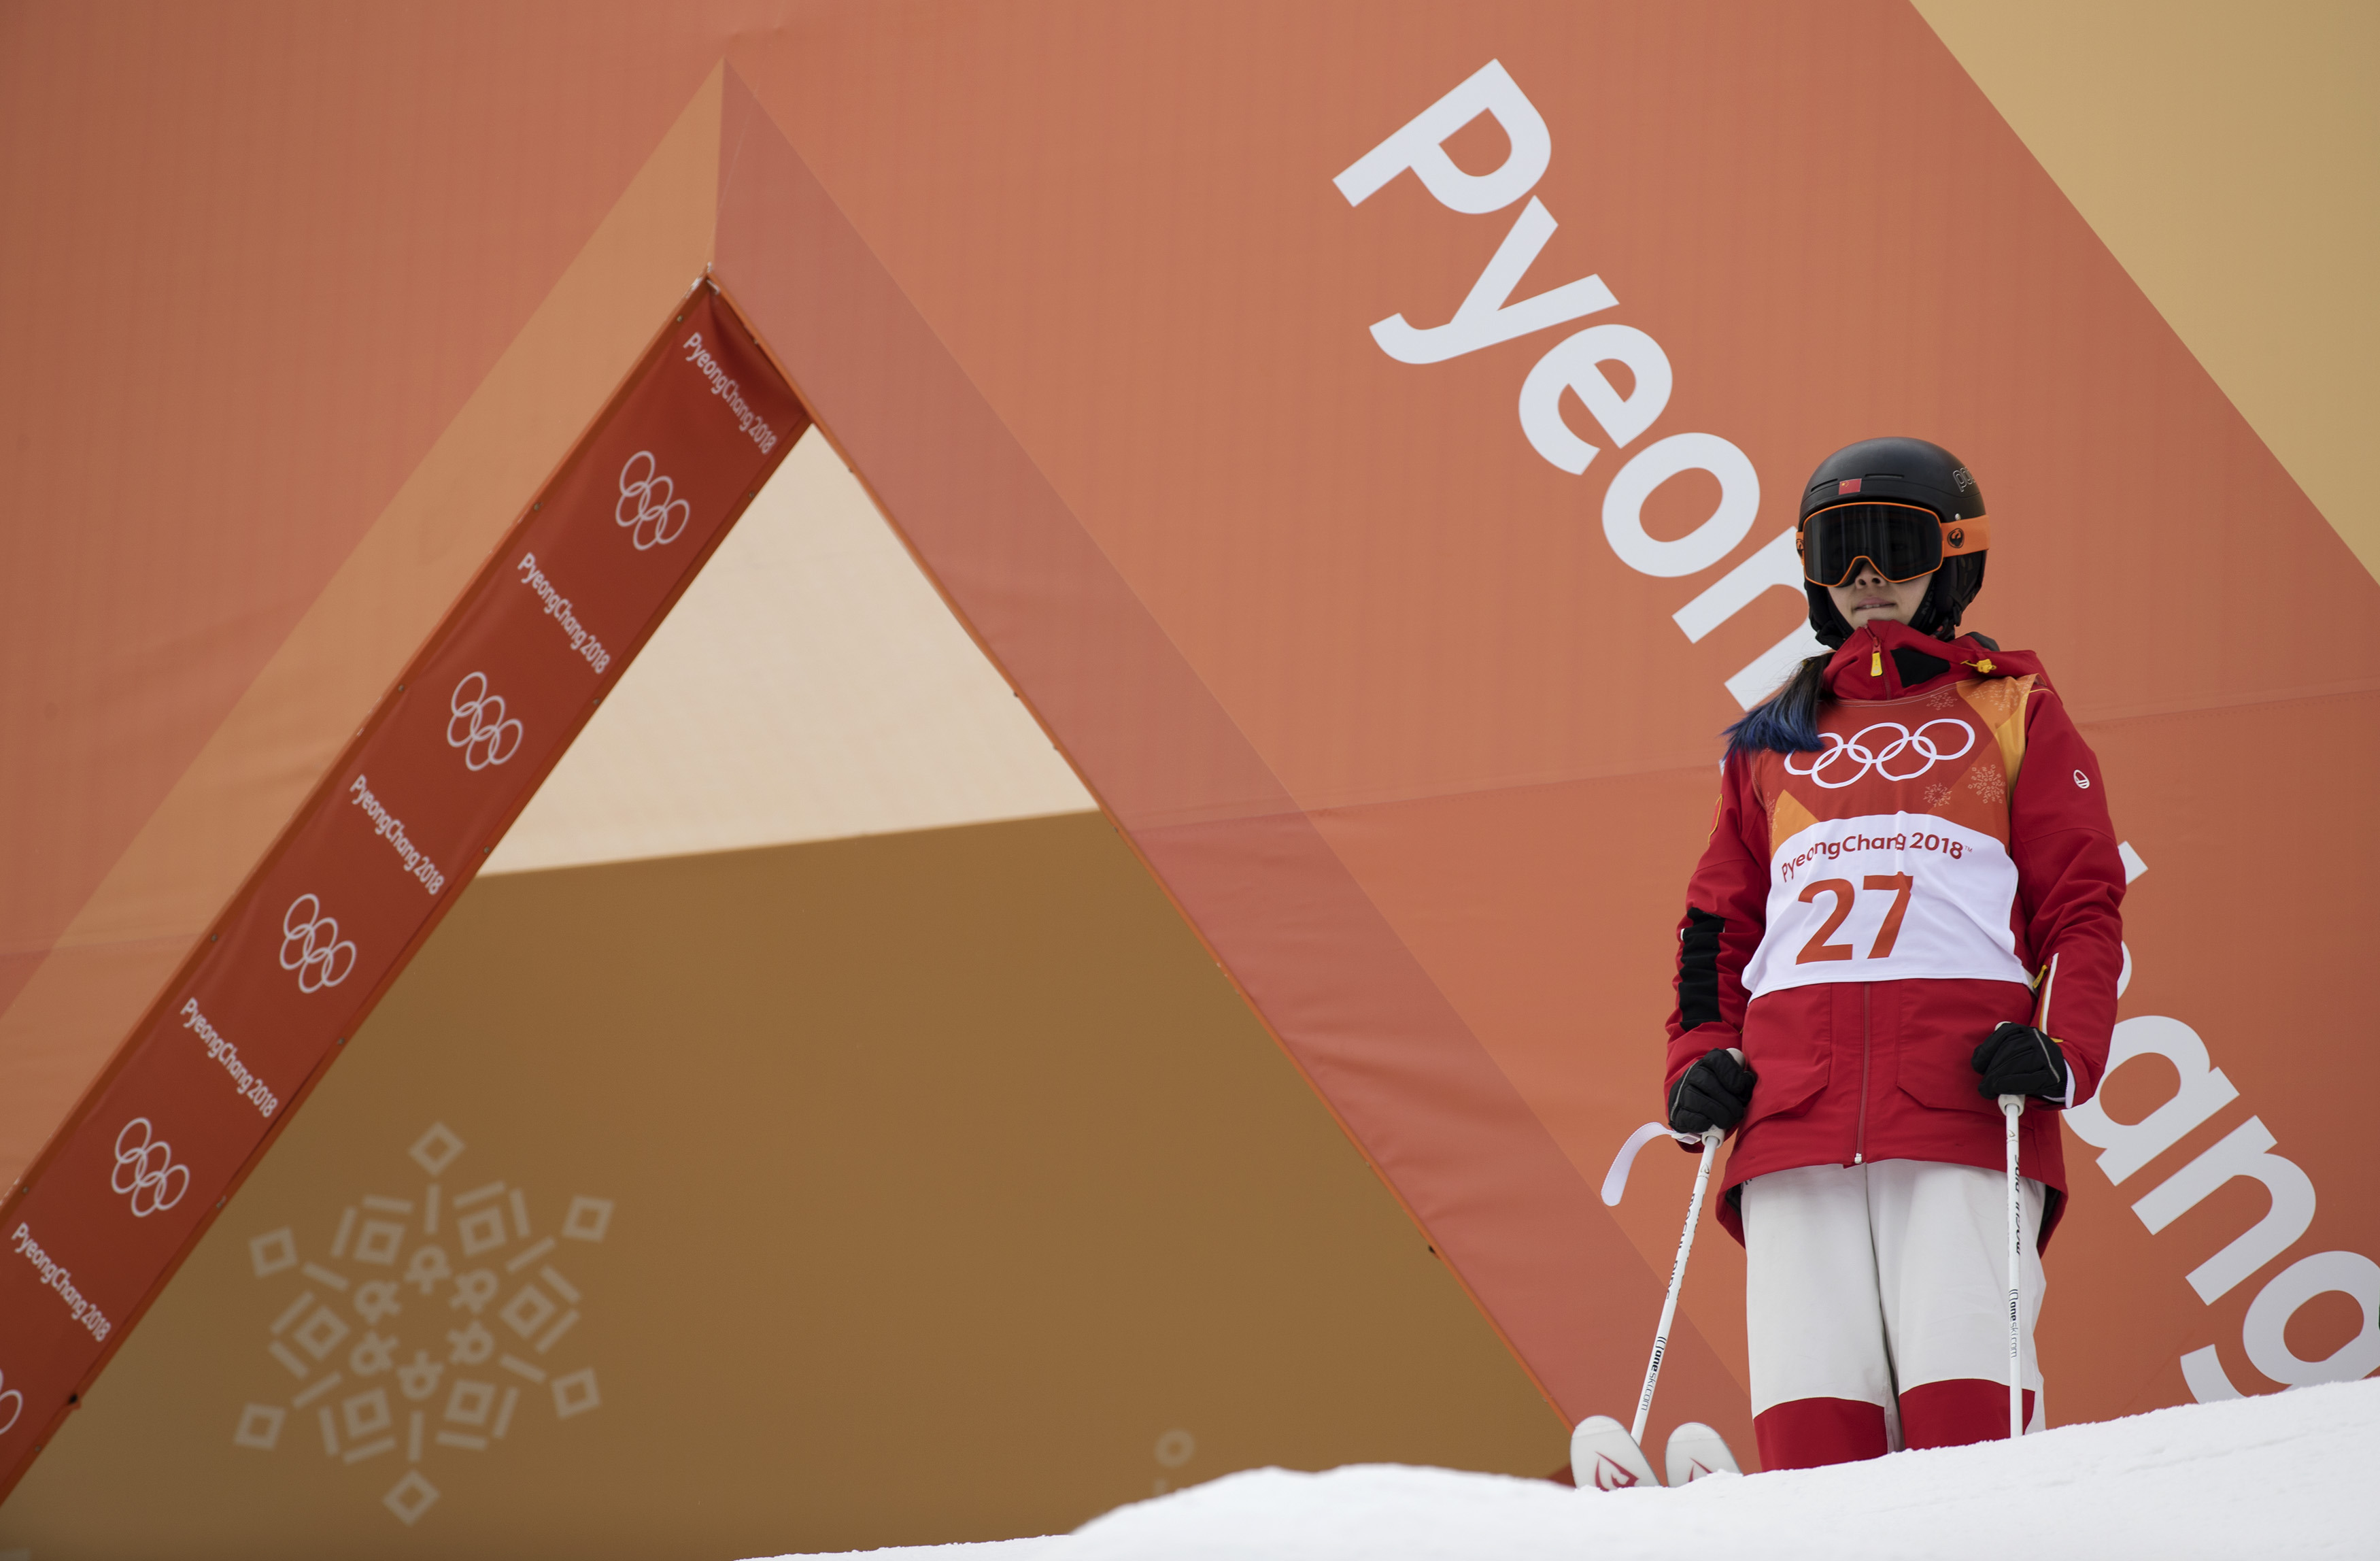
[0,286,804,1497]
[709,0,2380,1458]
[0,5,2368,1518]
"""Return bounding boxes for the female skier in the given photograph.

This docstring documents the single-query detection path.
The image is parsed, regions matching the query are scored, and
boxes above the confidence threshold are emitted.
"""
[1661,436,2125,1470]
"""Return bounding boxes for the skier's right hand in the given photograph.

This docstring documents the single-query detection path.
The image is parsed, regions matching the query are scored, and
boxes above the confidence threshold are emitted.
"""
[1667,1047,1756,1138]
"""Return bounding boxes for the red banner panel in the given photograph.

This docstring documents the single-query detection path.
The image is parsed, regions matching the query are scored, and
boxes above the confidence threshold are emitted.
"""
[0,286,804,1497]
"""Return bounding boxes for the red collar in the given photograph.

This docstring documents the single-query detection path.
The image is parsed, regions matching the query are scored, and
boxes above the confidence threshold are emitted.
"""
[1822,620,2035,700]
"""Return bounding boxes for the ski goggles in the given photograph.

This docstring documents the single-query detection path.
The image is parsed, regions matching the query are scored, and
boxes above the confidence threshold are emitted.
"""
[1797,501,1988,586]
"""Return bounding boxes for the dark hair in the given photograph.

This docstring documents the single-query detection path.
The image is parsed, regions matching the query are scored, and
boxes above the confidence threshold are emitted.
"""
[1724,655,1830,757]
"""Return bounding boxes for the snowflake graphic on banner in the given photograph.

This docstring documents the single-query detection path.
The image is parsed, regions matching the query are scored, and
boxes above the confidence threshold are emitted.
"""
[231,1122,613,1527]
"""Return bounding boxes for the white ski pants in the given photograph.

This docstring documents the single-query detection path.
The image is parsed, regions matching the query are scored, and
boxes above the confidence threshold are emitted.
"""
[1742,1158,2045,1466]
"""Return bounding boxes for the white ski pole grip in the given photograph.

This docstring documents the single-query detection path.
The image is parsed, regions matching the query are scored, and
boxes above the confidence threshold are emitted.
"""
[1632,1126,1721,1447]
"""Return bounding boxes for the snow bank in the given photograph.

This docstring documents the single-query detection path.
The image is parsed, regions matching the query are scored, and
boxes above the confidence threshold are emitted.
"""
[768,1379,2380,1560]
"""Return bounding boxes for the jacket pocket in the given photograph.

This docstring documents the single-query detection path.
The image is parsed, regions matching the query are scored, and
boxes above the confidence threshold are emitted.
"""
[1892,979,2033,1116]
[1739,988,1831,1129]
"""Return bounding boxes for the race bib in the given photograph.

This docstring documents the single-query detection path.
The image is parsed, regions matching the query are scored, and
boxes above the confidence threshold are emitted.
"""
[1743,811,2029,997]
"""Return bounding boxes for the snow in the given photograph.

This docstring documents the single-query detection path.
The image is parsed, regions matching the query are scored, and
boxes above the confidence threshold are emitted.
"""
[764,1379,2380,1560]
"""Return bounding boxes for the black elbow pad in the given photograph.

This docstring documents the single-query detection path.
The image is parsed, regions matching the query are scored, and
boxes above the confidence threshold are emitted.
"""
[1678,907,1724,1030]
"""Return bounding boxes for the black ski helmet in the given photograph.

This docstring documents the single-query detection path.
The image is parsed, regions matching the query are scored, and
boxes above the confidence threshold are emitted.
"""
[1798,436,1988,647]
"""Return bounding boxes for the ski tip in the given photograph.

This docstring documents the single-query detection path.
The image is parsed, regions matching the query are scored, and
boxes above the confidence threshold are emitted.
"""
[1663,1420,1744,1487]
[1569,1415,1661,1492]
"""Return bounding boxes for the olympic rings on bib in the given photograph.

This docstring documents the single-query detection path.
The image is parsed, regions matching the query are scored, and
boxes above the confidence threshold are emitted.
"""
[111,1116,189,1218]
[279,893,358,992]
[616,450,690,551]
[447,671,523,771]
[0,1373,20,1437]
[1785,718,1977,789]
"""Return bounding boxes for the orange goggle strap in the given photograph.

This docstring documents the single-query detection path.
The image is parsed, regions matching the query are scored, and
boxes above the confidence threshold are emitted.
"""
[1937,512,1988,557]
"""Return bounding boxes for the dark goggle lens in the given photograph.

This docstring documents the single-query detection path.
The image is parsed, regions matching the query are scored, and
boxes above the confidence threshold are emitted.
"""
[1800,503,1943,586]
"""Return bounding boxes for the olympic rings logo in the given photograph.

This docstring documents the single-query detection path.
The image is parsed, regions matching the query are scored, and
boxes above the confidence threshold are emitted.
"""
[616,450,690,551]
[446,672,523,771]
[0,1369,20,1437]
[1785,719,1978,789]
[111,1117,190,1218]
[279,893,358,992]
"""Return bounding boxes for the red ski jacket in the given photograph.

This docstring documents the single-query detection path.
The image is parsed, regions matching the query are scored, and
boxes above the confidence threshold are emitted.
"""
[1663,618,2124,1245]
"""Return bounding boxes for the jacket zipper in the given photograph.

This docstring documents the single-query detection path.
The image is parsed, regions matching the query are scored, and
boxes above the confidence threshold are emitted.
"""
[1854,984,1873,1165]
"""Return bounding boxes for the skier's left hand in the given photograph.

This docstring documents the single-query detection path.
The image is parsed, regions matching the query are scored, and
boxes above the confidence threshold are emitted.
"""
[1972,1022,2068,1103]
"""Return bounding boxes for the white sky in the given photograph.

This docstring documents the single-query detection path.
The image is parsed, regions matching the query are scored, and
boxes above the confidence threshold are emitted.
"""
[486,427,1093,874]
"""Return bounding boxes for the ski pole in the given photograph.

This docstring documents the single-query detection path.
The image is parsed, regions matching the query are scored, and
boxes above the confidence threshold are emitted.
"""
[1632,1126,1722,1447]
[2001,1091,2023,1441]
[2003,954,2060,1440]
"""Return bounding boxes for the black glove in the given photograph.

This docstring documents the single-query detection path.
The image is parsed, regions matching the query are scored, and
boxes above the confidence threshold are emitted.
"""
[1973,1022,2068,1102]
[1668,1048,1756,1137]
